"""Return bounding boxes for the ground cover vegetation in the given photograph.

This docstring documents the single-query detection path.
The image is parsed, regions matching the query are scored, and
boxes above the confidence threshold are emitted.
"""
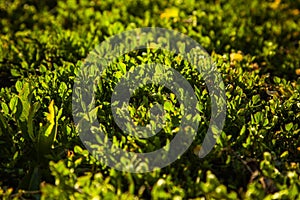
[0,0,299,199]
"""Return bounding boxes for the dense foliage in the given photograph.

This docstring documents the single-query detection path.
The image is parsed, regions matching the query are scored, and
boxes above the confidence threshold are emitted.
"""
[0,0,299,199]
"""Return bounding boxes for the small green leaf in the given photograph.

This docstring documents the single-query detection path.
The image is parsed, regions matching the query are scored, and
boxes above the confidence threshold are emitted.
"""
[74,145,83,153]
[11,68,21,77]
[280,151,289,158]
[163,101,173,111]
[119,62,127,74]
[15,80,23,93]
[1,102,9,115]
[170,93,175,102]
[252,94,260,105]
[9,96,19,114]
[273,76,281,84]
[285,122,293,131]
[240,125,246,135]
[59,82,67,93]
[254,112,262,124]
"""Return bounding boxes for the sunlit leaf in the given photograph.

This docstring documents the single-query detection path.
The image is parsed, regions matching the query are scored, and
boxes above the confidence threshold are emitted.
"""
[160,7,179,19]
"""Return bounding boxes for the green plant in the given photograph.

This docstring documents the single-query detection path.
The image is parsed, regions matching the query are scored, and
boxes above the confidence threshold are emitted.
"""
[0,0,299,199]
